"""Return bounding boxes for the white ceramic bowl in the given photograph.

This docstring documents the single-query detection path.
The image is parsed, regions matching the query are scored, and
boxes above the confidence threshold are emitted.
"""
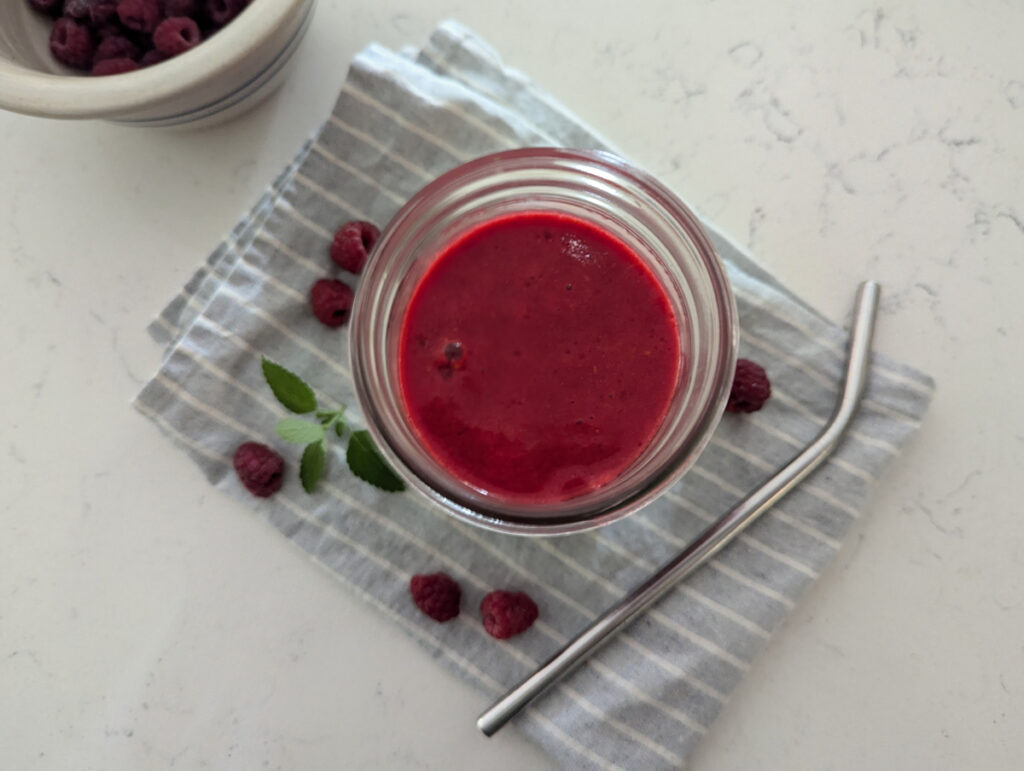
[0,0,315,127]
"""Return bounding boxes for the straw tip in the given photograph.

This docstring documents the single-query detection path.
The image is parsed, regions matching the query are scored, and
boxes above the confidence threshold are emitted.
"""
[477,714,500,737]
[859,279,881,297]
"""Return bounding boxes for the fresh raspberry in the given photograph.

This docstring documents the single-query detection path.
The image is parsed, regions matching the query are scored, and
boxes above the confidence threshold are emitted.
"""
[62,0,99,19]
[310,278,354,327]
[480,590,538,639]
[93,22,125,39]
[726,358,772,413]
[139,49,169,67]
[93,35,140,64]
[153,17,202,57]
[233,442,285,498]
[330,221,380,274]
[92,57,139,75]
[49,19,95,71]
[117,0,162,33]
[205,0,247,27]
[89,0,120,25]
[27,0,64,17]
[163,0,200,15]
[409,573,462,622]
[32,0,248,75]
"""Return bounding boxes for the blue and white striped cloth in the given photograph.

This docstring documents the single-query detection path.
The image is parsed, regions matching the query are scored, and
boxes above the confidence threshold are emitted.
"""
[135,22,934,770]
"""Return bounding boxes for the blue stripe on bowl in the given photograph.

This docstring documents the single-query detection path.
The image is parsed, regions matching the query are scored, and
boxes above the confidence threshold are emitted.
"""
[114,0,316,129]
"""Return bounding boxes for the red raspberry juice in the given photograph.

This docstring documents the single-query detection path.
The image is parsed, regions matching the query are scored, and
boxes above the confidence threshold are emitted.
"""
[398,211,682,504]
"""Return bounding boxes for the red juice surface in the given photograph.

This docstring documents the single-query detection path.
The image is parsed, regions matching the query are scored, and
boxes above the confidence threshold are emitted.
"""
[398,211,682,504]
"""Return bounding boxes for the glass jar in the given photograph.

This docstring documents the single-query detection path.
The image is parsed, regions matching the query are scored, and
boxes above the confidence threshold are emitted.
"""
[350,148,737,535]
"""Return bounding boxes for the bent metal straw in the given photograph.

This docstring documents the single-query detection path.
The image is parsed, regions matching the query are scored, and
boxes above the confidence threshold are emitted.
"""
[478,281,882,737]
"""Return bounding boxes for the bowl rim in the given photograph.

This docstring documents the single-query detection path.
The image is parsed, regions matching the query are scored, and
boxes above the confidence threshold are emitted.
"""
[0,0,309,118]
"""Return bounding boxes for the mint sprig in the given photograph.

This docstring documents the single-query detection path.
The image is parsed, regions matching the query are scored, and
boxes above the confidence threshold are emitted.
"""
[300,441,326,494]
[347,430,406,492]
[262,358,317,414]
[261,357,404,494]
[275,418,325,444]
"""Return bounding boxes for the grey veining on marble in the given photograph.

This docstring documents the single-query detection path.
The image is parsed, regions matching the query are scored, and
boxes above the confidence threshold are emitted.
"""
[1,1,1022,769]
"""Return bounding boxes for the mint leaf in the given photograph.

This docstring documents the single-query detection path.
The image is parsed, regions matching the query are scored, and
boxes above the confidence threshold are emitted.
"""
[276,418,325,444]
[334,422,346,438]
[347,430,405,492]
[262,358,317,414]
[300,441,326,493]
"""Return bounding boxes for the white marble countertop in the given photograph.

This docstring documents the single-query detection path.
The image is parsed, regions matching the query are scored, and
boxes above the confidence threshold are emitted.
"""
[2,1,1021,768]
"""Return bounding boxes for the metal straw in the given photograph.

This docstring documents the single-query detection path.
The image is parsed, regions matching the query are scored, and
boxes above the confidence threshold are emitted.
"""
[478,281,881,737]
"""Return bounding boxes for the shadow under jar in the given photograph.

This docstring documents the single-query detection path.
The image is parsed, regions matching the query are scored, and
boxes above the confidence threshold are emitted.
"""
[351,149,737,535]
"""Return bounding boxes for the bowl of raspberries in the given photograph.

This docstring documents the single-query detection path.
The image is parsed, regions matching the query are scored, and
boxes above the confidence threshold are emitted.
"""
[0,0,315,127]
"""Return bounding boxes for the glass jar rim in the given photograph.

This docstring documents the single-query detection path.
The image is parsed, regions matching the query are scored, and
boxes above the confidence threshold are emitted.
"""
[351,148,738,535]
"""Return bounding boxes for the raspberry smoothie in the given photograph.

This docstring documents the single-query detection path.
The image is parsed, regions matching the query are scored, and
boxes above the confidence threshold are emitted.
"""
[398,211,682,505]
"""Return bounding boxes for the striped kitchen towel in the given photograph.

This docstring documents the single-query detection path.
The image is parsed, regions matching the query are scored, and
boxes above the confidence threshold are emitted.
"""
[136,21,934,770]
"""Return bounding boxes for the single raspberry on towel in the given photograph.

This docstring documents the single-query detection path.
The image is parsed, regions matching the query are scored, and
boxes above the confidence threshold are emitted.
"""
[310,278,354,327]
[330,221,381,274]
[233,442,285,498]
[480,590,538,639]
[410,572,462,622]
[726,358,772,413]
